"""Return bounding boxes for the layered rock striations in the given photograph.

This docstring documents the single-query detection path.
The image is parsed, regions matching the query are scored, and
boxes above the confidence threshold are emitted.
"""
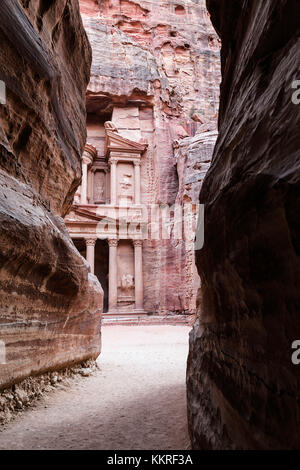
[187,0,300,449]
[80,0,221,315]
[0,0,102,390]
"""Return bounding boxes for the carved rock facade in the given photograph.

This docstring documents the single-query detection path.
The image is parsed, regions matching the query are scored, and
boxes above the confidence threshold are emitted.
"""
[72,0,221,316]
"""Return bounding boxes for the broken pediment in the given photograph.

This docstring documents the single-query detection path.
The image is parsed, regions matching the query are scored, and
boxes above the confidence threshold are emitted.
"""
[67,207,105,223]
[105,126,148,156]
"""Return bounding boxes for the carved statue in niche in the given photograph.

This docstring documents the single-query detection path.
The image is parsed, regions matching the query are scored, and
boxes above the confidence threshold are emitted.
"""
[74,186,81,204]
[94,171,105,202]
[120,173,133,194]
[121,274,134,294]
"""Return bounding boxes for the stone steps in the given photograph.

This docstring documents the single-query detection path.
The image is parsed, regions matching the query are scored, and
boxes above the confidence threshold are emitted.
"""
[101,314,195,326]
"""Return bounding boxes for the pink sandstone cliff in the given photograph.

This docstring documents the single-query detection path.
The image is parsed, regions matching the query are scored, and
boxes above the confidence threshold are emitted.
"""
[79,0,221,315]
[0,0,102,390]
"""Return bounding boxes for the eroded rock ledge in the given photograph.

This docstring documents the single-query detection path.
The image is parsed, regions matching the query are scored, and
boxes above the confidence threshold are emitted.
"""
[0,359,98,425]
[0,0,102,390]
[187,0,300,450]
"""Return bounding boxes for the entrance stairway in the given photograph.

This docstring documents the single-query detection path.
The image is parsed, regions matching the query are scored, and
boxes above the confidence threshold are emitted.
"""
[101,314,195,326]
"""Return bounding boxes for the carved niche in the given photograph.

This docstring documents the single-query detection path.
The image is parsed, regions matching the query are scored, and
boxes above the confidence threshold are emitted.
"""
[121,273,134,294]
[118,163,134,205]
[119,273,135,307]
[94,170,106,204]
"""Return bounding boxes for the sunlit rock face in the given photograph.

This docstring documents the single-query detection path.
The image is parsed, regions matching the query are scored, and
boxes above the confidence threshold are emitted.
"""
[187,0,300,450]
[174,125,218,312]
[0,0,102,389]
[80,0,221,315]
[88,0,221,123]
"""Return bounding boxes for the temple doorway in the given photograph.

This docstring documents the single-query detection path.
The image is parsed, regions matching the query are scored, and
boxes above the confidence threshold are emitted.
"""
[95,239,109,313]
[72,238,109,313]
[73,238,86,259]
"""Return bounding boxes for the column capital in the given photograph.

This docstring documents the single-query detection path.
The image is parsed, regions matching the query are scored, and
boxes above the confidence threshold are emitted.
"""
[134,160,142,166]
[83,156,93,166]
[108,238,118,247]
[83,143,97,164]
[85,238,97,247]
[109,158,118,166]
[133,239,143,247]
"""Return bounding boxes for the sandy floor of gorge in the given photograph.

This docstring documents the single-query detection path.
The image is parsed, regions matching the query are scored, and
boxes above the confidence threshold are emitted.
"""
[0,325,191,450]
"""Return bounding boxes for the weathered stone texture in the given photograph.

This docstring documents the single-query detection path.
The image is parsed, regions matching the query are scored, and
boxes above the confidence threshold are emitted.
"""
[0,0,102,390]
[80,0,221,315]
[187,0,300,449]
[175,126,218,206]
[174,126,217,313]
[97,0,221,123]
[0,359,98,425]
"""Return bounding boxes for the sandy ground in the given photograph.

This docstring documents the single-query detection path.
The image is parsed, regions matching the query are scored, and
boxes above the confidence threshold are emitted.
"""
[0,325,191,450]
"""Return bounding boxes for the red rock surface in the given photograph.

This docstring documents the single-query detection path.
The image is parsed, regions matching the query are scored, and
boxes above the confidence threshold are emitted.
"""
[187,0,300,449]
[80,0,221,314]
[174,126,218,312]
[0,0,102,390]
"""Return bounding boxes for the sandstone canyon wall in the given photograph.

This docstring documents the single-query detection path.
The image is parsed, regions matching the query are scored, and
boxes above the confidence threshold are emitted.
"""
[187,0,300,449]
[0,0,102,390]
[174,125,218,311]
[80,0,221,314]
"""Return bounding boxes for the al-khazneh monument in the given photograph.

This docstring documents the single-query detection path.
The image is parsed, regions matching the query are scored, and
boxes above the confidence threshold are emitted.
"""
[66,118,148,315]
[65,0,221,318]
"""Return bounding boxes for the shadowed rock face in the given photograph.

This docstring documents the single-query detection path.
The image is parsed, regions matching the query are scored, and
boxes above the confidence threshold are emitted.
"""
[0,0,102,389]
[187,0,300,449]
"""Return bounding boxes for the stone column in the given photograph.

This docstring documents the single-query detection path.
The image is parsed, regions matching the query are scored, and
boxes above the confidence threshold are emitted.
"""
[89,169,95,205]
[81,145,96,205]
[110,159,117,206]
[108,238,118,312]
[133,239,144,312]
[85,238,97,274]
[81,157,89,205]
[134,161,141,205]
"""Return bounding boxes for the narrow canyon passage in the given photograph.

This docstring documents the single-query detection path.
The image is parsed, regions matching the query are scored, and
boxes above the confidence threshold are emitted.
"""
[0,326,191,450]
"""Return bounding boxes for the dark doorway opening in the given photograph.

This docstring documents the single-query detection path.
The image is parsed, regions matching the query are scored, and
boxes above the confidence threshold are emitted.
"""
[95,239,109,313]
[73,238,86,259]
[72,238,109,313]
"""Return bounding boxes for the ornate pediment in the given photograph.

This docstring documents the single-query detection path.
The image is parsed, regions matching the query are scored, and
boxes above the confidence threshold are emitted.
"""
[66,207,105,224]
[105,123,148,156]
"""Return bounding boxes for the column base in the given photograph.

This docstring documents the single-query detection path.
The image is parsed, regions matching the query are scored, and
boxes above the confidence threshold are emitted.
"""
[105,309,119,316]
[134,308,147,315]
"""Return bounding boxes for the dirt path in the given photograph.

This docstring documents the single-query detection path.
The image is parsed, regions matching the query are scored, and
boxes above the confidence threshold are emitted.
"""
[0,325,191,450]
